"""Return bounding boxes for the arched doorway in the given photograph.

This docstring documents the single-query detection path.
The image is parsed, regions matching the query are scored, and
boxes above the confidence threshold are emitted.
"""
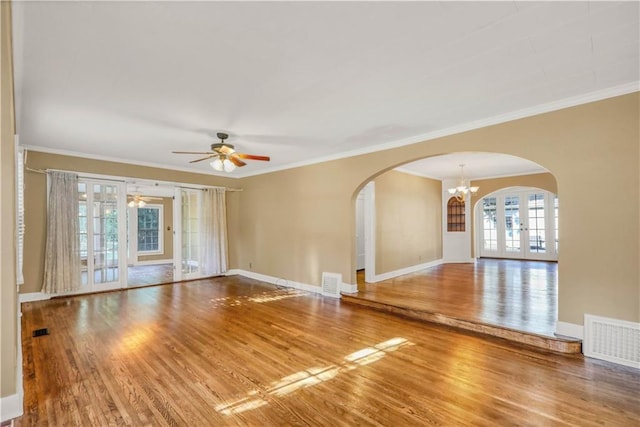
[348,153,569,349]
[475,187,558,261]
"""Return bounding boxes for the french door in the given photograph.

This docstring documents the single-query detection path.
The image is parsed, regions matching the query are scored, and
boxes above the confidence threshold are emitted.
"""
[477,188,557,261]
[78,180,127,291]
[173,188,202,280]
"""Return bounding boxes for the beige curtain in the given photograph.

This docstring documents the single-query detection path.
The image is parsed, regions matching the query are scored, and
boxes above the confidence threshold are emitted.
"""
[200,188,228,276]
[42,171,81,293]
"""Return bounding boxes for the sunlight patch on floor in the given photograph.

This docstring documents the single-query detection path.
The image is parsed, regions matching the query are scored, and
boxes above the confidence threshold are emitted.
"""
[215,337,412,415]
[209,289,308,308]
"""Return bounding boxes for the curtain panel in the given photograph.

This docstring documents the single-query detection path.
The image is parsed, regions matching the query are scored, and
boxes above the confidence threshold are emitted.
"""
[41,171,81,293]
[200,188,228,276]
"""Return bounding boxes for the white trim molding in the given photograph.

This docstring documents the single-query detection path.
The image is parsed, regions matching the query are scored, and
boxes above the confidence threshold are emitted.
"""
[226,269,356,296]
[133,259,173,266]
[341,283,358,294]
[19,292,51,303]
[443,258,476,264]
[226,269,322,294]
[0,393,23,423]
[555,321,584,340]
[368,259,443,283]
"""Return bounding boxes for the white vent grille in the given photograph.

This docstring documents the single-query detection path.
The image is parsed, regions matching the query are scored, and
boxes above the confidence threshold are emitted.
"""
[321,272,342,298]
[584,314,640,369]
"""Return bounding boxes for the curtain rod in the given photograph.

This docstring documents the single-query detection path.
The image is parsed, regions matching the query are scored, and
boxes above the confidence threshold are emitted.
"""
[25,167,127,183]
[177,185,243,192]
[24,151,242,191]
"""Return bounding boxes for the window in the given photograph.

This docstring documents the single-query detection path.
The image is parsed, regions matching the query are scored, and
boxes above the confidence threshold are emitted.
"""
[447,197,465,232]
[137,205,163,253]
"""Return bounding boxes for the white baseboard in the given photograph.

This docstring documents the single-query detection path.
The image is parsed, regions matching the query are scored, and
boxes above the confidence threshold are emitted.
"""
[226,269,323,294]
[19,292,51,303]
[369,259,443,283]
[556,321,584,339]
[134,259,172,266]
[226,270,357,296]
[0,393,23,423]
[341,283,358,294]
[443,258,476,264]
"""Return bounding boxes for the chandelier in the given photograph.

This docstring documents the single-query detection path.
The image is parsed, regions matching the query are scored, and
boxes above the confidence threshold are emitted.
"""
[447,164,479,202]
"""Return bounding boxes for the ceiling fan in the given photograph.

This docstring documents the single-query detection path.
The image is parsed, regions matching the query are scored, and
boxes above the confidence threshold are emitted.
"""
[127,193,162,207]
[173,132,270,172]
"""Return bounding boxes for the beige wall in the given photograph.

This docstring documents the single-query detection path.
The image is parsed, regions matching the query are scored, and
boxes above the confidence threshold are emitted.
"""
[9,81,639,358]
[137,196,174,263]
[374,170,442,274]
[22,151,239,294]
[1,0,17,400]
[235,93,639,325]
[469,173,557,257]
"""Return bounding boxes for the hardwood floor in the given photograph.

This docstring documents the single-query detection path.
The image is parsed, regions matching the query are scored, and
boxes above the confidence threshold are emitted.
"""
[18,275,640,426]
[354,259,559,337]
[127,263,174,288]
[348,260,579,352]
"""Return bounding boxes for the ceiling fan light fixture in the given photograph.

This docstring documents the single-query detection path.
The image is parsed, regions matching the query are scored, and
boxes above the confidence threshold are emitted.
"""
[128,200,135,207]
[210,158,224,171]
[223,159,236,172]
[138,200,146,207]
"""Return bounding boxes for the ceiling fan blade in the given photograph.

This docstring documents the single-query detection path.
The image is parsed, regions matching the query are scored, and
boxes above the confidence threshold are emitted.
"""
[229,155,246,167]
[189,154,217,163]
[172,151,214,154]
[141,196,163,201]
[236,153,270,161]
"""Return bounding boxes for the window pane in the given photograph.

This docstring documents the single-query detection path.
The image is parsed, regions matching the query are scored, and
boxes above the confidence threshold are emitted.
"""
[528,193,546,253]
[138,207,160,252]
[504,196,520,252]
[483,197,497,251]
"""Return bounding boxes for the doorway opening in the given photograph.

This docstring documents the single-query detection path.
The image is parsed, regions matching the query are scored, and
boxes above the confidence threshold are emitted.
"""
[126,182,176,287]
[476,187,557,261]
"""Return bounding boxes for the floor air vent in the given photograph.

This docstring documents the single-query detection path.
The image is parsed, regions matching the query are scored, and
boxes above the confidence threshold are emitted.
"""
[321,272,342,298]
[584,314,639,369]
[32,328,49,337]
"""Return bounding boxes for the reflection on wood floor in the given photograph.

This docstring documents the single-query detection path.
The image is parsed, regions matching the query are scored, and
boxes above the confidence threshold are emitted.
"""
[18,275,640,426]
[127,263,174,288]
[348,259,577,352]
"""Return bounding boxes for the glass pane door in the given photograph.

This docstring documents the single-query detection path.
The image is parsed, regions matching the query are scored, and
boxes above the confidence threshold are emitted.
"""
[480,197,498,256]
[527,193,546,256]
[78,180,125,291]
[181,189,200,279]
[476,189,557,261]
[504,195,521,255]
[93,184,120,284]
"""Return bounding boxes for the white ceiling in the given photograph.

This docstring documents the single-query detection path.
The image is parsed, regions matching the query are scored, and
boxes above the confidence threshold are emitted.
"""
[12,1,640,179]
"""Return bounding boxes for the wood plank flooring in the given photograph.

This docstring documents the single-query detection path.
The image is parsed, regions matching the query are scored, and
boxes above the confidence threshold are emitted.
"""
[127,263,174,288]
[354,259,559,337]
[17,275,640,426]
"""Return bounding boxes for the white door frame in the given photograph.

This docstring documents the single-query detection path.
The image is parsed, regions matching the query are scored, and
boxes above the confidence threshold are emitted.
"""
[476,187,557,261]
[363,182,376,283]
[173,187,203,281]
[78,178,128,293]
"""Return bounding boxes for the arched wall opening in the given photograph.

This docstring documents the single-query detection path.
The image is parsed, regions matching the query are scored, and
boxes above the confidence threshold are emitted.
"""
[235,93,637,331]
[351,152,557,285]
[350,152,561,337]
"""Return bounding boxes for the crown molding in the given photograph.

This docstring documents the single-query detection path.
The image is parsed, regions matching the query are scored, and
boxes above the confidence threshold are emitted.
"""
[234,82,639,178]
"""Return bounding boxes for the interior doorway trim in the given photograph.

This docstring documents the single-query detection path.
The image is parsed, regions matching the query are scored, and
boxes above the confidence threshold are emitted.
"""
[363,182,376,283]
